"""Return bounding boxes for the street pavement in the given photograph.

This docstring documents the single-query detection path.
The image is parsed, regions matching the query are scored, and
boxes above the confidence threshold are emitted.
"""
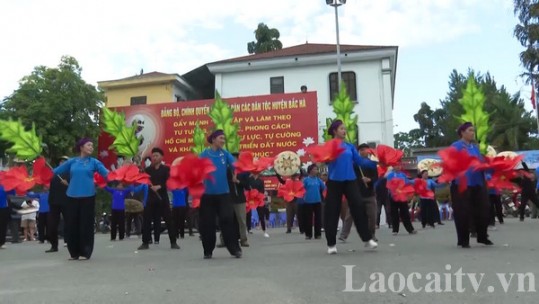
[1,218,539,304]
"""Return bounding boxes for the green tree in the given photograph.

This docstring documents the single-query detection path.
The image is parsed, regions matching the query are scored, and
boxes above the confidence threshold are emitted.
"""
[0,56,104,161]
[247,23,283,54]
[394,130,423,156]
[514,0,539,84]
[404,69,538,152]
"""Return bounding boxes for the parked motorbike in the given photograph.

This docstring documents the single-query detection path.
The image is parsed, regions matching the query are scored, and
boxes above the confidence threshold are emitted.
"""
[95,212,110,234]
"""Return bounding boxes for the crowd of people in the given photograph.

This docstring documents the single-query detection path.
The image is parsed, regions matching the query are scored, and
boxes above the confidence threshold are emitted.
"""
[1,120,538,259]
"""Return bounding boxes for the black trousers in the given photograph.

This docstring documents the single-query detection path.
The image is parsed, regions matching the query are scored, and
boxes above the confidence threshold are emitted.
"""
[325,180,371,246]
[489,194,504,225]
[125,212,142,237]
[47,204,67,249]
[110,210,125,240]
[199,194,240,256]
[376,193,391,226]
[390,199,415,233]
[65,197,95,259]
[246,207,268,231]
[172,206,192,238]
[142,199,176,245]
[419,198,437,227]
[520,192,539,219]
[302,203,322,238]
[37,212,48,242]
[451,184,490,246]
[0,208,9,246]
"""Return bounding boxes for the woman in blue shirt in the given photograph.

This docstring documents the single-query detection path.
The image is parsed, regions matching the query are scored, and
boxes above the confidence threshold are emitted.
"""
[53,138,109,260]
[324,120,378,254]
[418,170,438,229]
[386,165,416,235]
[450,122,492,248]
[198,130,242,259]
[302,164,326,240]
[170,188,190,239]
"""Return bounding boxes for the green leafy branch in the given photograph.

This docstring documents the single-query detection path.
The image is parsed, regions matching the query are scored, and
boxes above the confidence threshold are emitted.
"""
[102,108,139,157]
[322,83,358,144]
[191,121,206,155]
[208,91,240,153]
[0,118,43,160]
[457,76,490,154]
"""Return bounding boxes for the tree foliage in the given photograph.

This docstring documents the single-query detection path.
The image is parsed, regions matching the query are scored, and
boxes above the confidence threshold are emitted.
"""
[0,56,103,161]
[247,23,283,54]
[395,69,538,153]
[514,0,539,84]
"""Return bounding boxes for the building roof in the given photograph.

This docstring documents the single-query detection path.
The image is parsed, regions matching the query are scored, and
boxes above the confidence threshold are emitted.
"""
[97,71,184,90]
[210,43,396,64]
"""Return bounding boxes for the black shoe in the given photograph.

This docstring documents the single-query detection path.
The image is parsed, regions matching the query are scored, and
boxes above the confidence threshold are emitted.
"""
[216,243,225,248]
[460,244,471,248]
[39,241,44,244]
[478,239,494,246]
[286,229,291,234]
[45,247,58,253]
[438,222,444,225]
[189,233,195,236]
[409,230,417,235]
[470,232,477,238]
[171,243,180,249]
[233,251,242,258]
[149,240,153,244]
[154,241,159,245]
[203,254,212,259]
[305,236,312,240]
[137,243,149,250]
[314,236,321,239]
[520,218,524,222]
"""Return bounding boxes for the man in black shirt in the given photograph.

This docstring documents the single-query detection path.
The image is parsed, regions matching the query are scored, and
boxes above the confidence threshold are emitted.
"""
[138,148,179,250]
[339,144,379,242]
[46,156,70,253]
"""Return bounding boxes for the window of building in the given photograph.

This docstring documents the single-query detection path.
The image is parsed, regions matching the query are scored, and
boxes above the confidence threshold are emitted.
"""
[270,76,284,94]
[175,95,185,102]
[329,71,357,102]
[130,96,147,105]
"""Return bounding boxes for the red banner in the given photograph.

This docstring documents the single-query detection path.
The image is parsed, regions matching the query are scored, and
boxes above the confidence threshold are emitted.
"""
[98,92,318,169]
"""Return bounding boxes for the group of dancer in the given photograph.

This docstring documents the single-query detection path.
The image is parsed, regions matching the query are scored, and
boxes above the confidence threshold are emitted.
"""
[1,119,533,259]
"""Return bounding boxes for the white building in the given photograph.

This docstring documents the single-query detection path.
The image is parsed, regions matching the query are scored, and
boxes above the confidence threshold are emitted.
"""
[202,43,398,146]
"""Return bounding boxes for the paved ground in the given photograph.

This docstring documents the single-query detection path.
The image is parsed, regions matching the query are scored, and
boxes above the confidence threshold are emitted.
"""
[1,218,539,304]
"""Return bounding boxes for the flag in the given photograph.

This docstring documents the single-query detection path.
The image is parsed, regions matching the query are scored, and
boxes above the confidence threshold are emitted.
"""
[532,83,536,110]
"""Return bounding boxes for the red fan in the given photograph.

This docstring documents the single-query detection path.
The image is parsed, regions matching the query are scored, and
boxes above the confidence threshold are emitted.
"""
[234,151,274,174]
[277,179,306,203]
[32,157,53,185]
[437,147,480,193]
[0,166,36,195]
[474,155,523,173]
[377,165,389,178]
[413,178,434,199]
[487,171,521,193]
[245,189,265,212]
[374,145,404,167]
[387,178,415,202]
[108,164,151,185]
[306,139,345,163]
[192,197,201,209]
[167,153,216,204]
[94,172,107,188]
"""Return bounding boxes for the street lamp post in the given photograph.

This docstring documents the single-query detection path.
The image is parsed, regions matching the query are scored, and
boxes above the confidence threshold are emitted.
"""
[326,0,346,92]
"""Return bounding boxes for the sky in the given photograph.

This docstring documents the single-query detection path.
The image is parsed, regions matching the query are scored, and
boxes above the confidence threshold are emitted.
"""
[0,0,529,133]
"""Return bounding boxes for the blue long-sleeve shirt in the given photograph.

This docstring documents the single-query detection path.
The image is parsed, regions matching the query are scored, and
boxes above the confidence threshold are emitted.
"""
[132,184,149,207]
[28,192,50,213]
[419,179,437,199]
[0,186,15,209]
[53,157,109,198]
[451,140,484,186]
[105,186,134,210]
[386,171,413,201]
[200,148,236,195]
[328,142,377,181]
[171,188,188,207]
[303,176,326,203]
